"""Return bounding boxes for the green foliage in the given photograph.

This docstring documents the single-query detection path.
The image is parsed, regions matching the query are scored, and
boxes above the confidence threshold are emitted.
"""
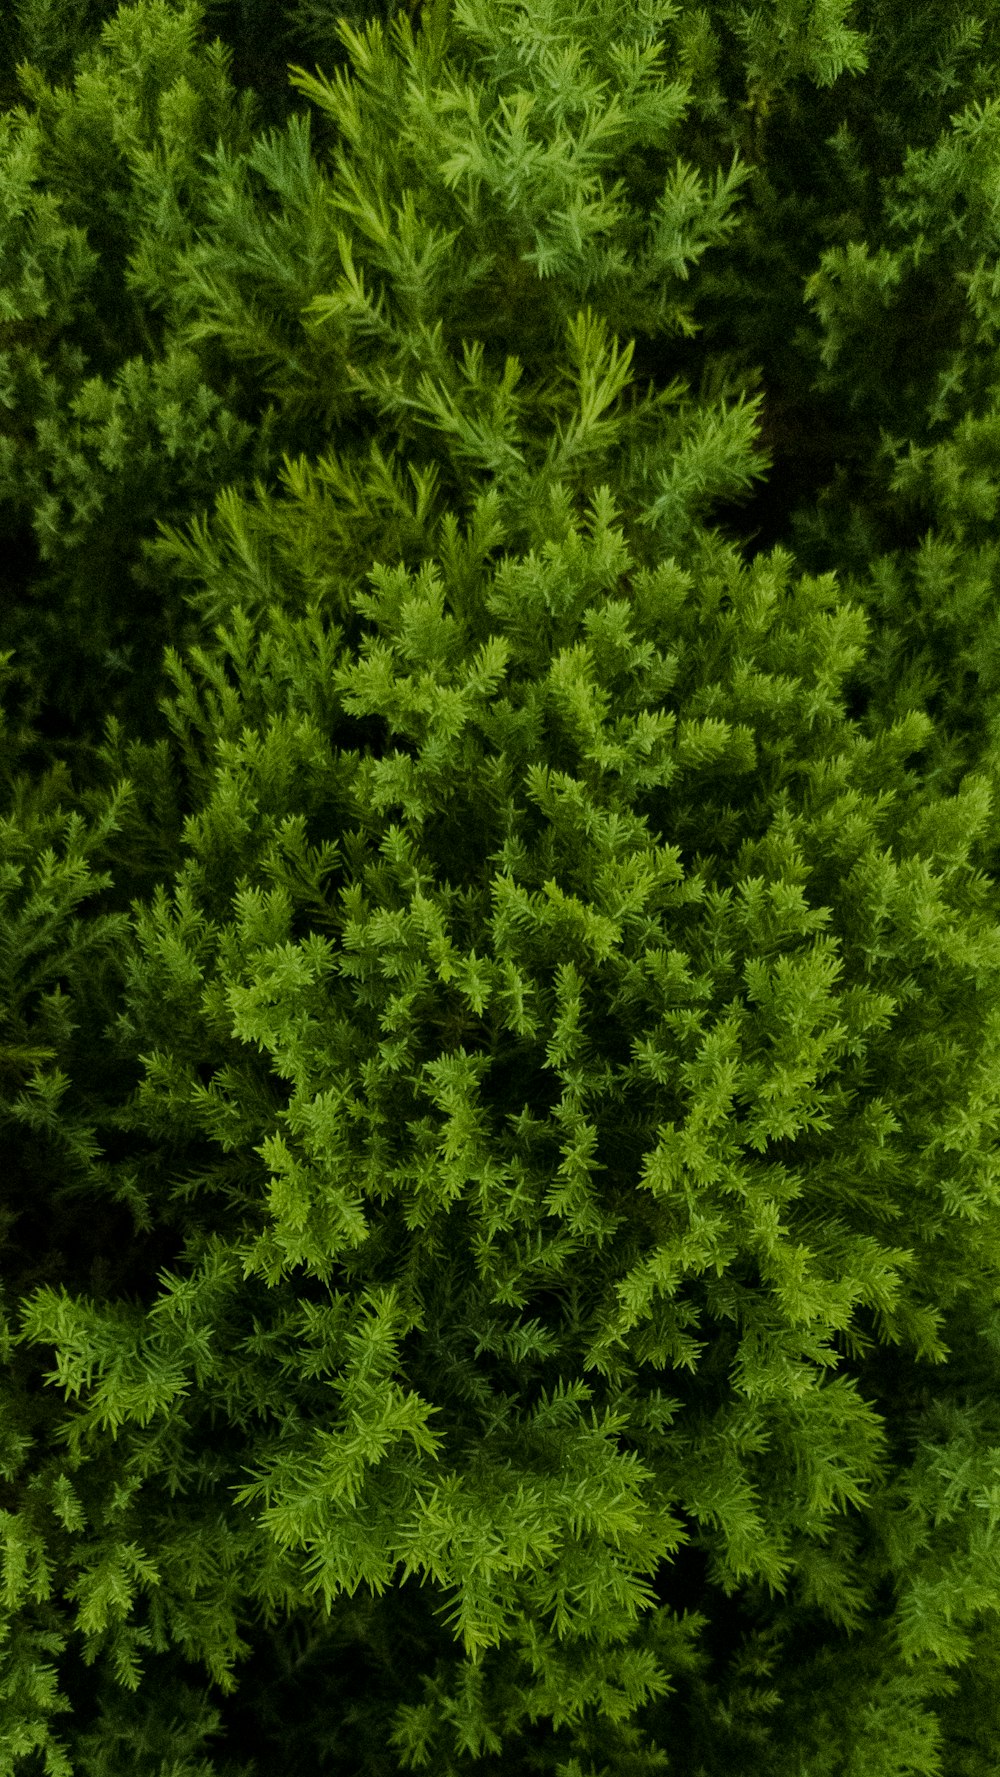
[1,1,1000,1774]
[0,0,285,789]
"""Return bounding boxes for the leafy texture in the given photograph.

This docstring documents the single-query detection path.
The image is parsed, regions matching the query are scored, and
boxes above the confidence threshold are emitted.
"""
[1,1,1000,1774]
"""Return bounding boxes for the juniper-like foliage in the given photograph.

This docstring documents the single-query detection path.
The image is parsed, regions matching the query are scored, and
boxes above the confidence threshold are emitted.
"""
[2,2,1000,1774]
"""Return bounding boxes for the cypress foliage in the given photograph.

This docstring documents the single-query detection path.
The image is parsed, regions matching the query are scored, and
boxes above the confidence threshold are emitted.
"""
[2,2,1000,1774]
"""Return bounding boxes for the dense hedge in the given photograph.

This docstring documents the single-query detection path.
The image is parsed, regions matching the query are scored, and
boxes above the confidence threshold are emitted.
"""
[2,3,1000,1773]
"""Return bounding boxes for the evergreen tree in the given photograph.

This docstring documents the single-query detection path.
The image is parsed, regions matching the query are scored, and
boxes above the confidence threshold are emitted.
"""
[2,1,1000,1774]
